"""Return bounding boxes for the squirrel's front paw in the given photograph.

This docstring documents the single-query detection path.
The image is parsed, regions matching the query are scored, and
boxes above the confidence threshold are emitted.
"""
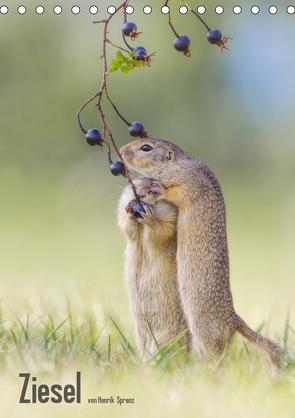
[125,200,153,224]
[135,203,154,224]
[125,199,138,220]
[149,181,166,202]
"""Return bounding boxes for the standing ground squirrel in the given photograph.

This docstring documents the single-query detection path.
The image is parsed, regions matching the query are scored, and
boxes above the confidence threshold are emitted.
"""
[118,177,191,357]
[120,138,283,367]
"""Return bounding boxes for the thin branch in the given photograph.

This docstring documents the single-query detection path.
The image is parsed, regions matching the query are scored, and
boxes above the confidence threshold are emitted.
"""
[77,92,100,114]
[77,0,140,201]
[123,0,129,24]
[183,0,210,32]
[122,33,133,51]
[104,85,131,126]
[168,11,179,38]
[77,114,87,134]
[106,38,130,54]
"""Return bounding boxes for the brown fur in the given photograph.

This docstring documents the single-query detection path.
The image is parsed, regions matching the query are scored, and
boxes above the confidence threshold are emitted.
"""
[120,138,283,367]
[118,177,191,357]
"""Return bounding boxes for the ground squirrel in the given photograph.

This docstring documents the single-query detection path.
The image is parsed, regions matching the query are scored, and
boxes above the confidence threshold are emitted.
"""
[118,177,191,357]
[120,138,283,367]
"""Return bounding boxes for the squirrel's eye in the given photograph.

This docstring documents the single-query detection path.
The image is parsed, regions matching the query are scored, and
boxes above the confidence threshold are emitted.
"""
[140,144,153,152]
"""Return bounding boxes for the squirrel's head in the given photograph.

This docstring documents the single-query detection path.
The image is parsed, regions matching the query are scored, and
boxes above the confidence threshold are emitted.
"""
[124,176,164,207]
[122,176,157,200]
[120,138,187,187]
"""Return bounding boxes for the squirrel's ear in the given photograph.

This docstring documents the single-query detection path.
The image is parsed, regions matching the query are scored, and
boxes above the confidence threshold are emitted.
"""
[166,150,174,161]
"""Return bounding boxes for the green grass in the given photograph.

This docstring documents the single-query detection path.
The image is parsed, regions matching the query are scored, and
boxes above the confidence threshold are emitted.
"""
[1,298,295,418]
[0,176,295,417]
[0,171,294,418]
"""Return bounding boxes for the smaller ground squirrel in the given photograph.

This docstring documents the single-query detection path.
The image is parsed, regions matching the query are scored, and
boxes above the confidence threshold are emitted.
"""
[120,138,283,367]
[118,177,191,357]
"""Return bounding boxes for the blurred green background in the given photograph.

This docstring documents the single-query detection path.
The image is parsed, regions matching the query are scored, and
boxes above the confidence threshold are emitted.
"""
[1,0,295,354]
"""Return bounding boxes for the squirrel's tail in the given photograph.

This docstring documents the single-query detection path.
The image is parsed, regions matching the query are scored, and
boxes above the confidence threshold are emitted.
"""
[236,315,284,368]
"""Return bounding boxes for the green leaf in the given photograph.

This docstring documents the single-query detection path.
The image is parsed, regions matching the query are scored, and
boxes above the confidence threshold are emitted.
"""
[120,65,133,74]
[130,59,143,67]
[116,50,129,63]
[129,52,137,57]
[110,59,122,70]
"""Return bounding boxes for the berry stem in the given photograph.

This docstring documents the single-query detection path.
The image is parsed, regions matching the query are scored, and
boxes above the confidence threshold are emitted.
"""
[77,92,100,133]
[122,34,133,51]
[106,142,113,165]
[169,20,179,38]
[105,38,130,54]
[123,0,129,24]
[77,114,87,134]
[167,11,179,38]
[113,105,132,126]
[183,0,211,32]
[104,84,131,126]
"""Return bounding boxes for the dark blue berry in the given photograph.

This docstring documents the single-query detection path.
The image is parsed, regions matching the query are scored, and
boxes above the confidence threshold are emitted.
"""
[134,49,146,61]
[122,22,137,37]
[129,122,145,137]
[110,161,126,176]
[85,129,103,146]
[206,29,222,45]
[173,35,191,52]
[133,46,147,54]
[133,202,146,218]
